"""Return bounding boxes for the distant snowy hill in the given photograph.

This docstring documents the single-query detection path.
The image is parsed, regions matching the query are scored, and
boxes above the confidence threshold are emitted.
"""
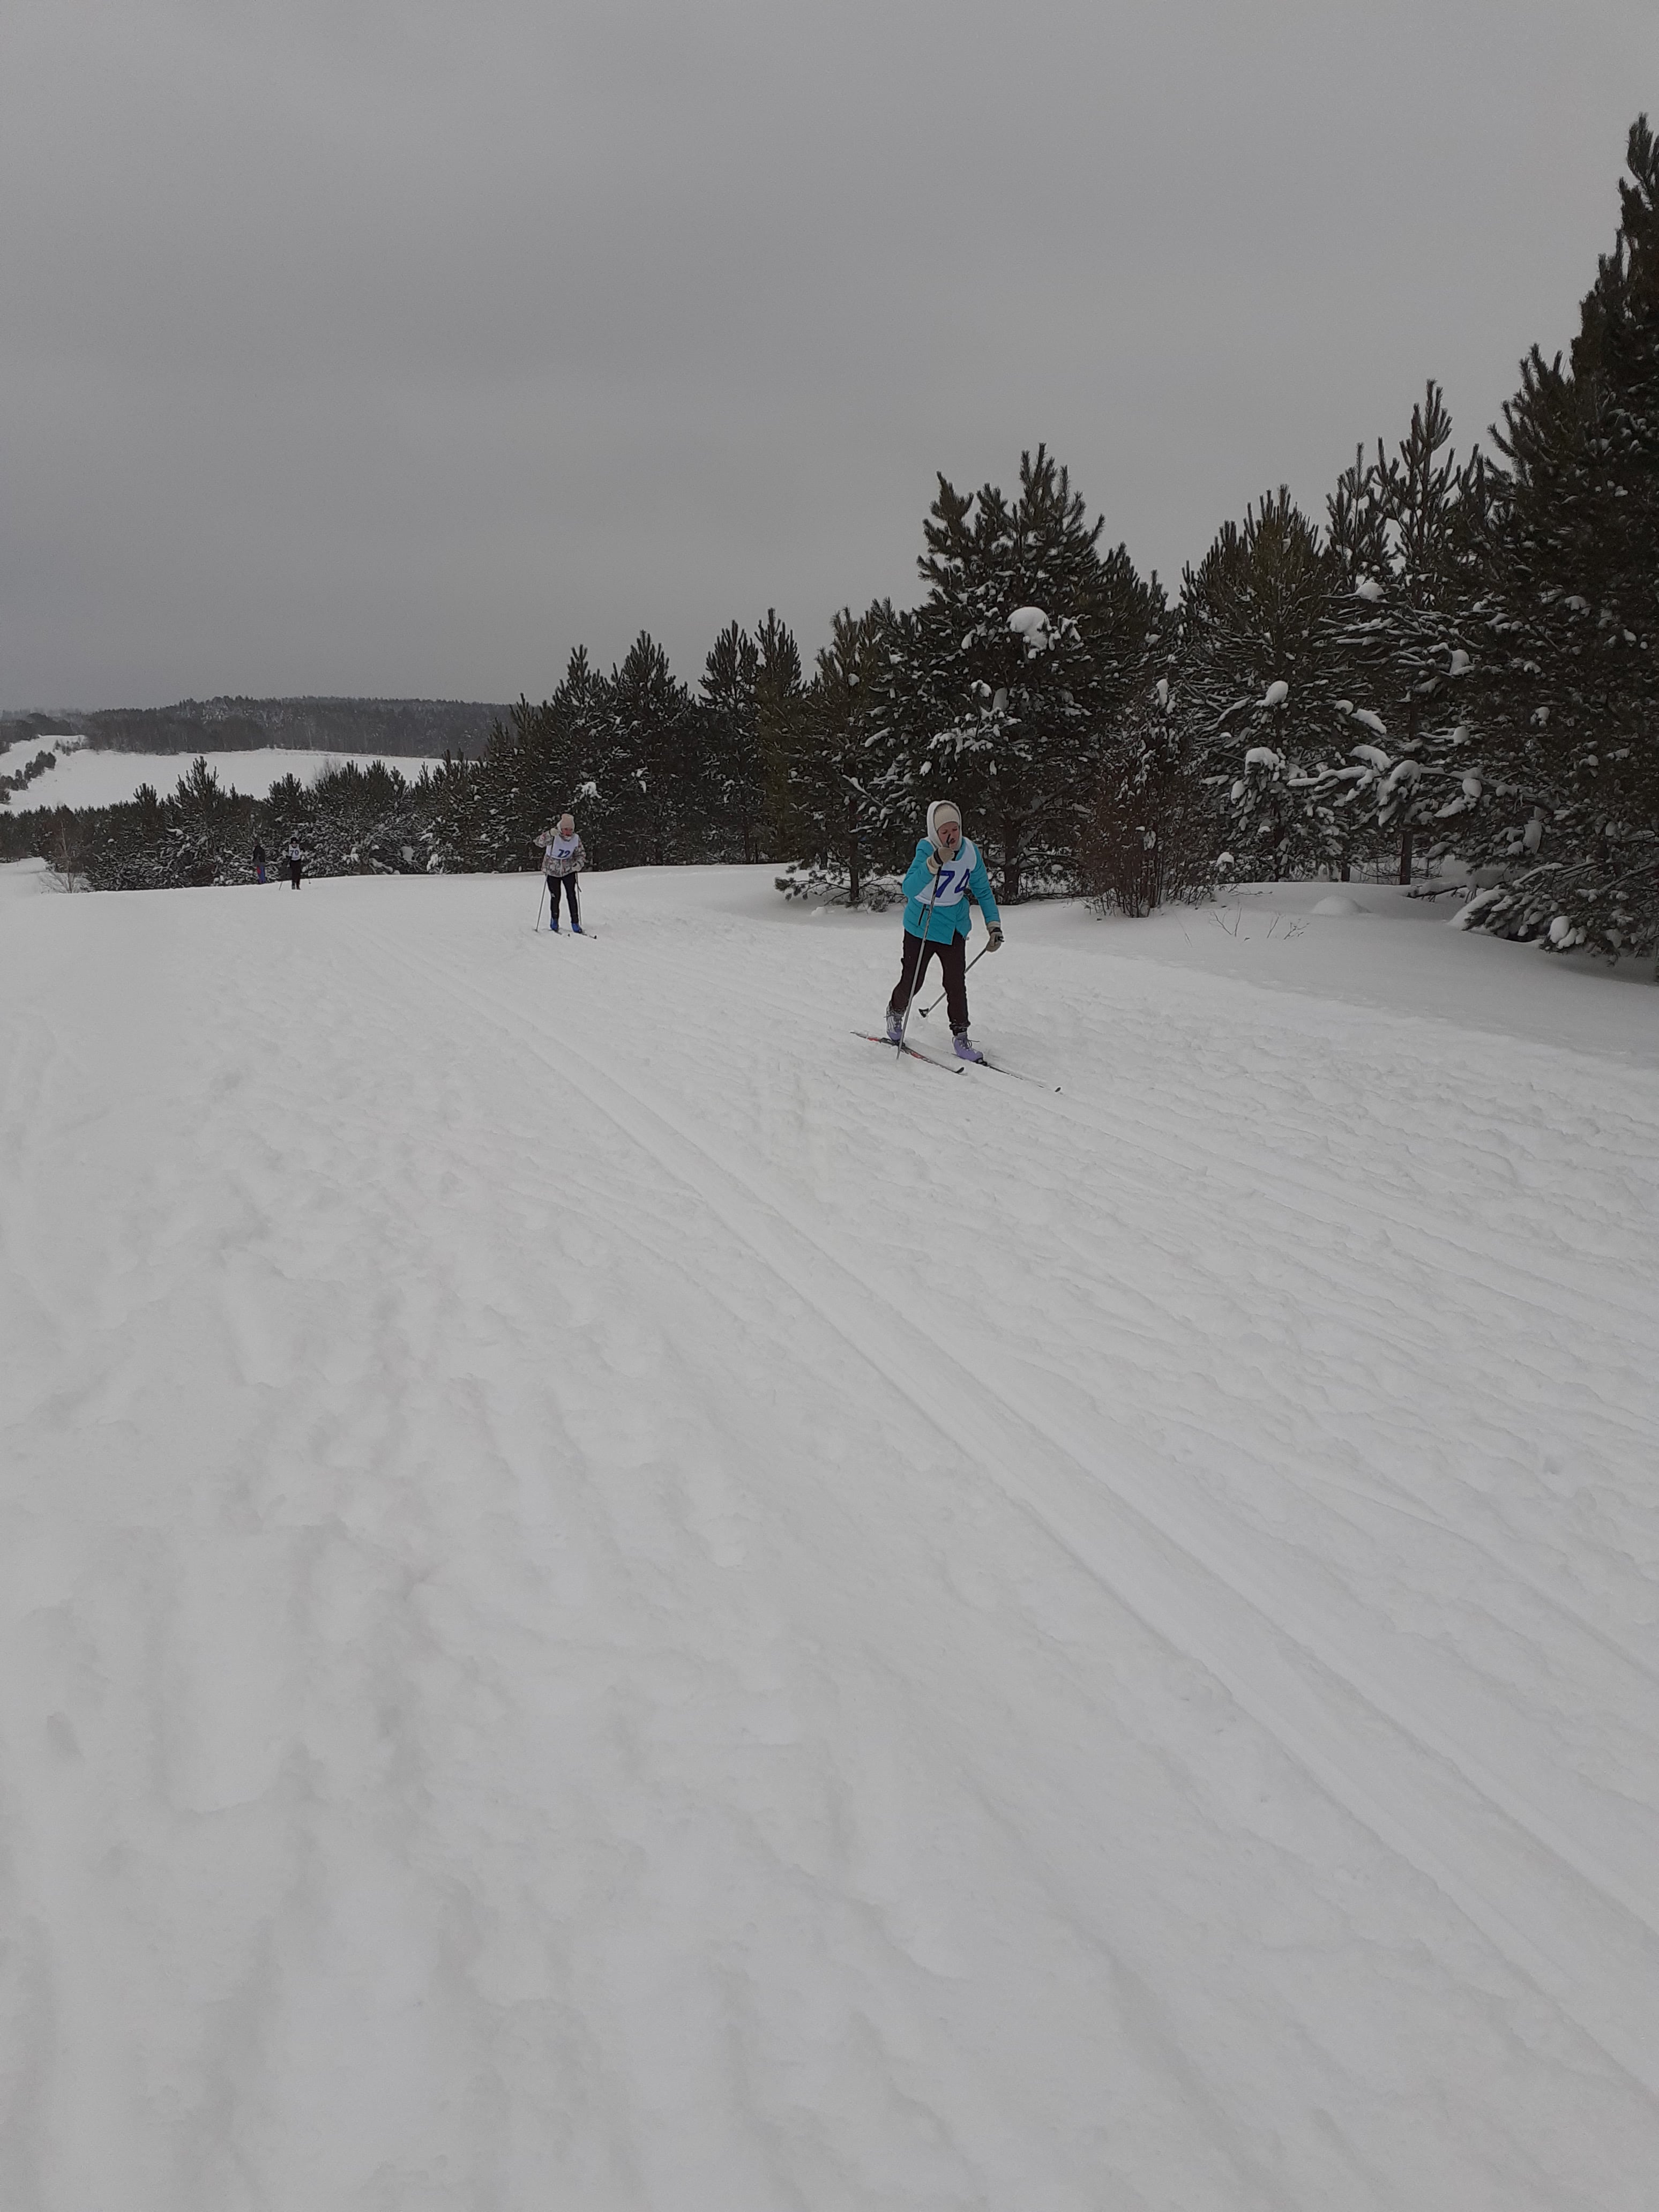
[0,743,411,812]
[2,862,1656,2210]
[2,694,504,758]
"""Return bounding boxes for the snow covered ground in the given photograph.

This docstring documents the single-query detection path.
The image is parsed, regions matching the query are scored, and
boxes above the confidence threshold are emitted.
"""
[0,745,409,811]
[3,858,1657,2210]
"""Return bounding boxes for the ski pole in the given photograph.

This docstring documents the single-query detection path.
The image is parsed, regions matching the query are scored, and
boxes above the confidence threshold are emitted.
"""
[894,853,946,1058]
[535,876,547,932]
[917,941,990,1018]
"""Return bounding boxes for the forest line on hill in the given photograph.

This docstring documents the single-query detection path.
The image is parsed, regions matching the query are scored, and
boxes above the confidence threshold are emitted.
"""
[0,697,503,759]
[6,117,1656,965]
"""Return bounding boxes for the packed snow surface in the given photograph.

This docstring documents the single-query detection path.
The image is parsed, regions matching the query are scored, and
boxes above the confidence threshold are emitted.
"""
[3,861,1658,2210]
[0,746,408,812]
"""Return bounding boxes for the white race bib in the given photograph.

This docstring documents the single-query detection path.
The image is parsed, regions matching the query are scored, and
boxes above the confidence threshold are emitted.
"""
[927,840,978,907]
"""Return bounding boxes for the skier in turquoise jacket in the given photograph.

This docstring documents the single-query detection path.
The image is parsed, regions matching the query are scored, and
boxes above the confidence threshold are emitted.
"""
[884,798,1004,1060]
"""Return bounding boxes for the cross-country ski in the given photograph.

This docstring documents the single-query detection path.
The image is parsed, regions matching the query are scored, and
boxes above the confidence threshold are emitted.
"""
[972,1055,1060,1091]
[851,1028,963,1072]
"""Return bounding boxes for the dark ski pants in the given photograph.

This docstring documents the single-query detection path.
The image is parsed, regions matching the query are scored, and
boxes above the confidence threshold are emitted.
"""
[548,873,580,928]
[889,929,969,1032]
[289,860,302,888]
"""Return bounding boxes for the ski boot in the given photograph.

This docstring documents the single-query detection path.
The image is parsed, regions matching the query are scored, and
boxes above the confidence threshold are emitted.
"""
[953,1032,986,1063]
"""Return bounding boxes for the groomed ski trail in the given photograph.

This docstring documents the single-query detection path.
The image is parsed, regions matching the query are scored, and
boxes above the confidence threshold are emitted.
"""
[371,909,1659,2096]
[3,861,1657,2212]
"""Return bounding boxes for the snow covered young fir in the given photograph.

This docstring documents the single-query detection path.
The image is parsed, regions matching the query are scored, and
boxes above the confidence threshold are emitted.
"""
[4,101,1659,2212]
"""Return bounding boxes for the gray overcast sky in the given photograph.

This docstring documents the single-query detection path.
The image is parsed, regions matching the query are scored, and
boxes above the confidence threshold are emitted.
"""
[3,1,1655,711]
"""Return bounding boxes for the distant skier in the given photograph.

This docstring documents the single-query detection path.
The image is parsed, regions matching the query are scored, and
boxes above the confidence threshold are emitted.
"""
[286,836,302,890]
[536,813,587,932]
[252,839,267,885]
[884,799,1003,1060]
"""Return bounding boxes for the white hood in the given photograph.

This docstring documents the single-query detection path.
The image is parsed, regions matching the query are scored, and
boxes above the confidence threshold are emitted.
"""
[926,799,962,848]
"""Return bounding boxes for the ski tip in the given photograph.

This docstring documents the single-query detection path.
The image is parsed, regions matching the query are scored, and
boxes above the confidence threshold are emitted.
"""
[975,1058,1061,1093]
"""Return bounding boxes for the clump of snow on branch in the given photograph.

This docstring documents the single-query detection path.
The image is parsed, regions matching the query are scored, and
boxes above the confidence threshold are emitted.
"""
[1007,606,1052,655]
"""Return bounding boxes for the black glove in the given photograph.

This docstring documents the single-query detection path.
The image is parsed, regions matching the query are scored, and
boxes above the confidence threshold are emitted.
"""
[987,925,1004,951]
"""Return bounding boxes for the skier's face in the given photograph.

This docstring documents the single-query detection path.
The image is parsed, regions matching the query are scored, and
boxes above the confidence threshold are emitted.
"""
[938,821,961,856]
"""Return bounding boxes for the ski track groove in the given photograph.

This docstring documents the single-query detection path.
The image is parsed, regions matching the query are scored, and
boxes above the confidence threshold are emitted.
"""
[644,917,1658,1366]
[519,906,1659,1610]
[579,918,1659,1680]
[1037,1086,1657,1354]
[369,915,1659,2099]
[954,1025,1647,1360]
[659,915,1659,1628]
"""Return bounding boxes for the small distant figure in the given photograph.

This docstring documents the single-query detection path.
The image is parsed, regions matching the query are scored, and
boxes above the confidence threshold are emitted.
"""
[286,836,303,890]
[536,812,586,932]
[252,839,267,885]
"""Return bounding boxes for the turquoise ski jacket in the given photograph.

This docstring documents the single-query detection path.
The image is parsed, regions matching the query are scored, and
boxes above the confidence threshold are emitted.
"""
[901,835,1001,942]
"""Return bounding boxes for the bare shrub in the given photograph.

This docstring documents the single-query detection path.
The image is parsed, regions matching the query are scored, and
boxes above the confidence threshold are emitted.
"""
[43,812,92,891]
[1079,751,1217,916]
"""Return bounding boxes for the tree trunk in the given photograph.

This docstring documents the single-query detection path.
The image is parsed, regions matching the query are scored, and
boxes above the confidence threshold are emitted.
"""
[1398,697,1421,886]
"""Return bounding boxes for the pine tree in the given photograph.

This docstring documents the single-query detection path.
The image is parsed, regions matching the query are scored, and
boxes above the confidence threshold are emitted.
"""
[500,638,701,871]
[780,603,894,905]
[408,751,484,873]
[876,447,1157,901]
[607,632,703,866]
[490,648,608,862]
[1181,489,1356,879]
[753,609,806,861]
[1081,666,1217,914]
[1462,116,1659,959]
[1324,386,1491,880]
[700,622,765,862]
